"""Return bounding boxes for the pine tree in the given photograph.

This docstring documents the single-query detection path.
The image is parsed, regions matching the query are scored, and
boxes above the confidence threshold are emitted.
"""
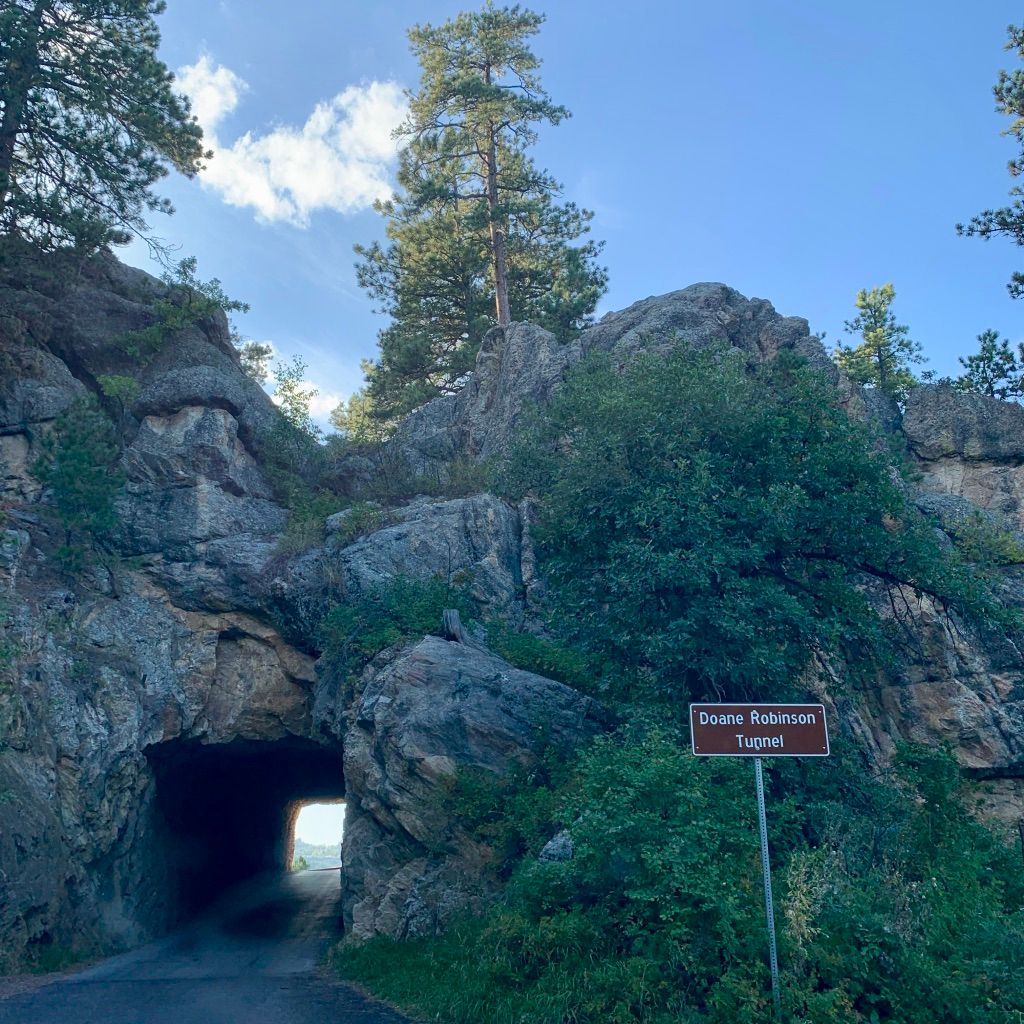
[0,0,206,253]
[957,24,1024,297]
[351,3,607,424]
[954,329,1023,400]
[833,283,923,400]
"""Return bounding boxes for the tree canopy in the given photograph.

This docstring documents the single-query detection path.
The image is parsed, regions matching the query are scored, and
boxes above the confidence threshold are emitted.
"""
[0,0,206,252]
[953,328,1024,400]
[499,344,1015,705]
[957,24,1024,297]
[832,283,922,400]
[349,2,607,425]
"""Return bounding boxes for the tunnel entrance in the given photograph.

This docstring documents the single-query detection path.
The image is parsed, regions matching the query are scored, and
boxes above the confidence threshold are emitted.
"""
[146,737,344,918]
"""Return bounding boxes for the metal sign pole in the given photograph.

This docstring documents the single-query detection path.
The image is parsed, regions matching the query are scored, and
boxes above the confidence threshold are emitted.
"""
[754,757,782,1021]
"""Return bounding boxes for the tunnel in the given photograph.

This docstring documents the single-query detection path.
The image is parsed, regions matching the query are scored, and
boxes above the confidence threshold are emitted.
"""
[145,736,345,917]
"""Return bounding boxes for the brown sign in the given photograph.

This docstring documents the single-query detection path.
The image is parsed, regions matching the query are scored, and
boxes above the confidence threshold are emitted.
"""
[690,703,829,757]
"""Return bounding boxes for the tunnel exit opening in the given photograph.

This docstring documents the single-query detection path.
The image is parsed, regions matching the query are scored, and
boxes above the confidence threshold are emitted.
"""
[287,800,346,871]
[145,737,345,919]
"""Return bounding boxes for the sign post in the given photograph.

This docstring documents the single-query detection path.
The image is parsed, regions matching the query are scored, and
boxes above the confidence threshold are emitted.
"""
[690,703,830,1022]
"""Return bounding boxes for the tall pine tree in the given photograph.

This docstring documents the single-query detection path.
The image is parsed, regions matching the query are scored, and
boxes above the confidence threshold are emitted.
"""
[833,283,922,400]
[0,0,206,253]
[351,3,606,425]
[957,24,1024,298]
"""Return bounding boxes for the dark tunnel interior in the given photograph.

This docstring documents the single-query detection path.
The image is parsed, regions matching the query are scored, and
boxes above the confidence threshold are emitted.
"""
[146,737,345,916]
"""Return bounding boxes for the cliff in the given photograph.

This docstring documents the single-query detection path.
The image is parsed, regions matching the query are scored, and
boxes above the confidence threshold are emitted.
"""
[0,256,1021,967]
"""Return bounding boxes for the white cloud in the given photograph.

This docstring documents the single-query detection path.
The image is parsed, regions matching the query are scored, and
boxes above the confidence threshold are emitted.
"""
[177,55,246,131]
[307,391,343,419]
[177,56,408,226]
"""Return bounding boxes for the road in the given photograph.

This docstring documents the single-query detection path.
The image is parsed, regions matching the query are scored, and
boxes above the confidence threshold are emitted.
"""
[0,871,410,1024]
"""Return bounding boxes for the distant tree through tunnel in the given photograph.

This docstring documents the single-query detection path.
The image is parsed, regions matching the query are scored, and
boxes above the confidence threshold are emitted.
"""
[146,737,345,918]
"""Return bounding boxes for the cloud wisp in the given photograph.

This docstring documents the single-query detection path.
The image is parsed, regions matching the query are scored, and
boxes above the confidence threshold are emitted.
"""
[176,56,407,226]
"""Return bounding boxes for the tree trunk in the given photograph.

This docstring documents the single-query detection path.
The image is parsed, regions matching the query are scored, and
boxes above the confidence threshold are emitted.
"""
[0,0,46,227]
[482,65,511,328]
[485,138,511,328]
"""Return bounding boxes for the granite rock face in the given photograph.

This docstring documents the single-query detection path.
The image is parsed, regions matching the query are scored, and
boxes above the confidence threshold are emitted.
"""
[324,636,601,939]
[1,254,1022,969]
[0,254,594,963]
[903,385,1024,532]
[389,284,835,479]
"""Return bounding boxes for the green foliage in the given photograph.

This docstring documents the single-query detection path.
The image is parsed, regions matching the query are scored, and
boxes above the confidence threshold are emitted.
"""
[96,374,140,406]
[115,256,249,360]
[234,337,273,384]
[336,732,1024,1024]
[832,283,923,400]
[329,386,395,443]
[272,356,321,439]
[953,329,1024,399]
[498,343,1015,706]
[440,751,570,868]
[291,855,309,872]
[274,492,348,557]
[32,397,124,569]
[354,3,607,423]
[275,497,384,558]
[957,24,1024,298]
[328,502,386,548]
[950,510,1024,570]
[318,576,476,690]
[486,624,603,695]
[259,356,335,516]
[0,0,208,252]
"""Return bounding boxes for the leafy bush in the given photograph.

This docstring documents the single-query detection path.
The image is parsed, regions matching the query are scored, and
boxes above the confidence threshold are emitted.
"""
[497,344,1018,707]
[950,511,1024,570]
[486,624,605,696]
[318,576,476,692]
[337,732,1024,1024]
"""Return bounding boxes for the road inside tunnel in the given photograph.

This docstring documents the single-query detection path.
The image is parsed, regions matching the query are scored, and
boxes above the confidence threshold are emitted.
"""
[146,737,345,918]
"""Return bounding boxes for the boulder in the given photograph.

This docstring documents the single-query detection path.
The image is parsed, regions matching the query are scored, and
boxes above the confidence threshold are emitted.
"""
[331,635,601,939]
[903,385,1024,462]
[903,386,1024,531]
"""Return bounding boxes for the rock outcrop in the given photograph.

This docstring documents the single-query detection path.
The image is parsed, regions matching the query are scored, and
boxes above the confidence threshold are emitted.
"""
[390,283,833,478]
[0,255,1022,970]
[0,255,594,967]
[326,636,600,938]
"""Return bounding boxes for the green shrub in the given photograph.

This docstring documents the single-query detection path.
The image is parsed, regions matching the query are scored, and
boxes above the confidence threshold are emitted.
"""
[318,576,476,693]
[336,732,1024,1024]
[496,344,1019,707]
[32,397,124,569]
[329,501,386,548]
[440,751,571,871]
[275,493,348,556]
[486,624,606,696]
[951,511,1024,569]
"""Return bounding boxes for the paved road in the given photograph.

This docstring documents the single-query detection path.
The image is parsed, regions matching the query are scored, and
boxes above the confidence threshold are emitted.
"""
[0,871,410,1024]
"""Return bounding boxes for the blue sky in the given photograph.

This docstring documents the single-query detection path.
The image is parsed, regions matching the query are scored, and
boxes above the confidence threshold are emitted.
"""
[127,1,1024,425]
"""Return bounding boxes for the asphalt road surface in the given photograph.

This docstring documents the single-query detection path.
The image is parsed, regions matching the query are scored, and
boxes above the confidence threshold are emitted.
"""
[0,871,411,1024]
